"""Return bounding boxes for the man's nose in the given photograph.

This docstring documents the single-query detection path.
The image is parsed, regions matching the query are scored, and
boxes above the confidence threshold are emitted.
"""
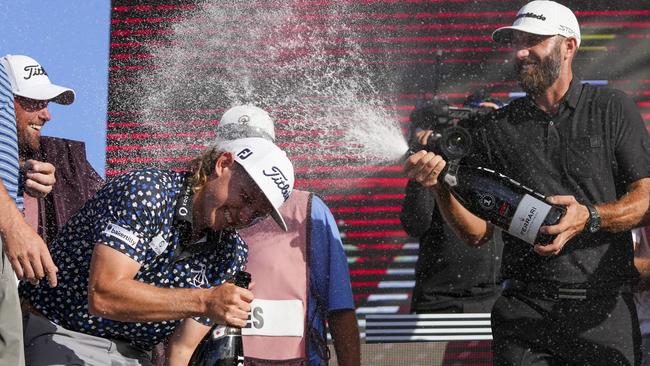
[515,48,530,60]
[38,106,51,122]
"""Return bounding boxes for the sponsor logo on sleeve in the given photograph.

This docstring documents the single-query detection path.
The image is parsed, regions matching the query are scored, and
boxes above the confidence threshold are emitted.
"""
[148,233,169,256]
[102,223,140,249]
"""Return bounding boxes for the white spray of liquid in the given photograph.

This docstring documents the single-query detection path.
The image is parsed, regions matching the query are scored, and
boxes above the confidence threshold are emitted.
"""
[126,1,409,167]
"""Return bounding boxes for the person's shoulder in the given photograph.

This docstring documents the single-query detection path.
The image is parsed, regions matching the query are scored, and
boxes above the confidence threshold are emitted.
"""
[581,83,633,106]
[106,168,178,190]
[308,193,334,217]
[497,96,530,116]
[469,97,527,126]
[308,192,326,207]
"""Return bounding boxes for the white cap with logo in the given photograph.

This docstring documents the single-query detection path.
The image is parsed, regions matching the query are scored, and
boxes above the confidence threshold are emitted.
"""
[0,54,75,104]
[217,105,276,142]
[219,137,294,231]
[492,1,581,48]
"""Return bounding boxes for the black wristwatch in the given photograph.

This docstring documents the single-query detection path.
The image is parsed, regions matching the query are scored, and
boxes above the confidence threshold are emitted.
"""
[584,204,601,233]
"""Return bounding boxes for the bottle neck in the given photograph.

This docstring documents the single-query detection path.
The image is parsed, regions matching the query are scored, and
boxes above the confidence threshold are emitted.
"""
[224,326,242,336]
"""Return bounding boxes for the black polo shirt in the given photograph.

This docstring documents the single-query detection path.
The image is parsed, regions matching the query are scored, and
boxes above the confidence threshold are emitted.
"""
[463,80,650,284]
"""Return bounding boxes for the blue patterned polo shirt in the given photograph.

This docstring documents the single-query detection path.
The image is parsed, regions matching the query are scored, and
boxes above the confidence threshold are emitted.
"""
[19,169,248,350]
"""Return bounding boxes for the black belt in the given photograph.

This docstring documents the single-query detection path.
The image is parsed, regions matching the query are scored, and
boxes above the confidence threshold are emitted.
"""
[501,279,633,300]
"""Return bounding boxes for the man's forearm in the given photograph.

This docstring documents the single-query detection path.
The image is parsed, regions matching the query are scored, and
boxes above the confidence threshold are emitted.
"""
[431,183,492,246]
[597,178,650,233]
[329,309,360,366]
[165,319,210,366]
[400,180,435,237]
[88,277,208,322]
[0,182,25,239]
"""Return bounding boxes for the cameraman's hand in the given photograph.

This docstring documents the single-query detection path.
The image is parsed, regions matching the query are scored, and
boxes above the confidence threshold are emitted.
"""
[478,101,500,110]
[414,128,434,146]
[404,150,447,188]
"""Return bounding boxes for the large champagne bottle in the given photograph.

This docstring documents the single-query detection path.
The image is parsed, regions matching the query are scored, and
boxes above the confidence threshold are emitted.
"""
[188,271,251,366]
[442,162,565,245]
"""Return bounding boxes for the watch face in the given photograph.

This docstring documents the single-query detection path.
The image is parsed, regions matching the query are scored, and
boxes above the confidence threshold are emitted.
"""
[587,206,601,233]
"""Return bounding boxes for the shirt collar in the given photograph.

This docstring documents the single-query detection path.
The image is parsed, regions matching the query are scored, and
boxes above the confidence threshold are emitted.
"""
[563,78,582,109]
[174,173,194,227]
[521,78,582,116]
[174,174,233,254]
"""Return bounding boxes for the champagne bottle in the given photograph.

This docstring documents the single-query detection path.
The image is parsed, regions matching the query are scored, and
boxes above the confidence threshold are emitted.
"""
[442,162,565,245]
[188,271,251,366]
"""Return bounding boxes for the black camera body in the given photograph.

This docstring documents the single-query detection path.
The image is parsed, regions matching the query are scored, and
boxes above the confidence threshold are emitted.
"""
[408,98,491,161]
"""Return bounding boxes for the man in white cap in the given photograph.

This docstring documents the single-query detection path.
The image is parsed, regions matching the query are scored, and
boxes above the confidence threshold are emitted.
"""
[405,1,649,364]
[0,54,73,366]
[20,137,295,365]
[160,105,360,366]
[1,54,74,158]
[1,53,76,253]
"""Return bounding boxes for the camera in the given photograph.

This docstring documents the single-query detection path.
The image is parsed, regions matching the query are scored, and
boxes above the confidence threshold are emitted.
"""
[408,98,492,160]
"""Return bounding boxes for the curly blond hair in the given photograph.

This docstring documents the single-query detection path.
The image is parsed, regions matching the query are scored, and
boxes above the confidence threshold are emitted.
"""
[188,146,225,192]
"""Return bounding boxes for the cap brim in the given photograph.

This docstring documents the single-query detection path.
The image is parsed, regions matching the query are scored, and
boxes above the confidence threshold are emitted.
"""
[14,84,75,105]
[492,25,558,44]
[270,208,288,231]
[235,160,289,232]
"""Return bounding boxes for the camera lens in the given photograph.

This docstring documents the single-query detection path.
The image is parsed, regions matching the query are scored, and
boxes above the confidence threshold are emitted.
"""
[440,126,472,160]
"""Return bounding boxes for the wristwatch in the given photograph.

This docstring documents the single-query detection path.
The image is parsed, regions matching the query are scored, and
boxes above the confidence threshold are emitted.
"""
[584,204,601,233]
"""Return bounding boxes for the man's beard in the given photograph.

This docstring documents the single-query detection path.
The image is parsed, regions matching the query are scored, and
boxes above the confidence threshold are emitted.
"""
[17,136,40,161]
[515,41,562,96]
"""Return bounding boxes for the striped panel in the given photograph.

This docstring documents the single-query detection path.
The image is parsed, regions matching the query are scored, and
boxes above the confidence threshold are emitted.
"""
[365,313,492,343]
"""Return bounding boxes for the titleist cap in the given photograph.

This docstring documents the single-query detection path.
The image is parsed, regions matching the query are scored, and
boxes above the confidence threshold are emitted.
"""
[0,54,75,104]
[219,137,294,231]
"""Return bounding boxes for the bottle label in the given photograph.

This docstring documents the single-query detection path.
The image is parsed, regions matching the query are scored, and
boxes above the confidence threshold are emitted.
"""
[211,325,227,339]
[507,194,552,244]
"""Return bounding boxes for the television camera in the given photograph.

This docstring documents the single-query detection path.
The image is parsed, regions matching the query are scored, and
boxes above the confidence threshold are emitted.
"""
[408,98,494,160]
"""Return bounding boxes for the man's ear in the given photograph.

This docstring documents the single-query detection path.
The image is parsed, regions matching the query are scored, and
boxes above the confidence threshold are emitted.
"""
[564,37,578,59]
[214,151,235,177]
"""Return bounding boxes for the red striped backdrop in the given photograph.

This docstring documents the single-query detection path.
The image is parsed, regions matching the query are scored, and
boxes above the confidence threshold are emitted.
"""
[108,0,650,316]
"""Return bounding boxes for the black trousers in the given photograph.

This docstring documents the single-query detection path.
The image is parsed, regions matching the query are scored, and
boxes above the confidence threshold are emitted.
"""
[491,290,641,366]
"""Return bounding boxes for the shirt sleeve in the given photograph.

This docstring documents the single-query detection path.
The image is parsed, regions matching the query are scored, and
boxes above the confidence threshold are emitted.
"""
[96,170,171,264]
[0,62,20,205]
[609,90,650,184]
[309,195,355,313]
[400,180,435,238]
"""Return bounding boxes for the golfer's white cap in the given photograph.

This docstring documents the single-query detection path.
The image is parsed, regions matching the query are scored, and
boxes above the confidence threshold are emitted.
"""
[492,1,581,47]
[219,137,294,231]
[0,54,75,104]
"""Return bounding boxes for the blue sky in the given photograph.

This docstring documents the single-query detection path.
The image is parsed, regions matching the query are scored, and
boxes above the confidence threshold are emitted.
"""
[0,1,111,176]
